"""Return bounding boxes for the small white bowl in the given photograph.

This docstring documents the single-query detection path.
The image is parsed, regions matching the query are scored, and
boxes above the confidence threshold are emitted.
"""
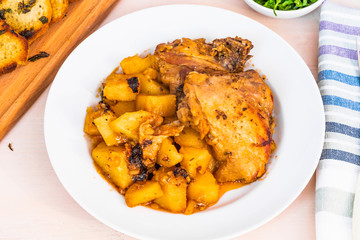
[244,0,325,18]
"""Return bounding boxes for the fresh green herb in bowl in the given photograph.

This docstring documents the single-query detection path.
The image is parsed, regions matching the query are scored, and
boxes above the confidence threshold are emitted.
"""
[245,0,324,18]
[253,0,318,16]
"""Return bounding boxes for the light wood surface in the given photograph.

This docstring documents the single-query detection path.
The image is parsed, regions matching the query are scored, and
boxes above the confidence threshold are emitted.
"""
[1,0,358,239]
[0,0,118,141]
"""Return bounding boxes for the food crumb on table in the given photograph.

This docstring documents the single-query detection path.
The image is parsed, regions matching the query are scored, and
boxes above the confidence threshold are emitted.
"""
[8,143,13,151]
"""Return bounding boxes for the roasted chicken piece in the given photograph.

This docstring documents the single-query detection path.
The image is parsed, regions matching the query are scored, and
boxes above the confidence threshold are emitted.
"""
[125,115,184,182]
[154,37,253,93]
[139,116,184,165]
[177,70,274,183]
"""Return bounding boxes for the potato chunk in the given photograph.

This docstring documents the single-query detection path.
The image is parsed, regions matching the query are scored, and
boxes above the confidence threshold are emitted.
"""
[109,110,152,141]
[140,78,169,95]
[174,127,206,148]
[139,68,169,95]
[142,68,159,80]
[103,74,139,101]
[120,54,155,74]
[93,112,125,146]
[125,181,163,207]
[136,94,176,117]
[92,142,133,189]
[179,147,212,178]
[153,168,187,213]
[109,101,136,117]
[84,106,103,136]
[188,171,219,204]
[157,138,183,167]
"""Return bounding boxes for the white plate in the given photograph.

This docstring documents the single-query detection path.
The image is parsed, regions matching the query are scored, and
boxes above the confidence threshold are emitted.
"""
[44,5,325,240]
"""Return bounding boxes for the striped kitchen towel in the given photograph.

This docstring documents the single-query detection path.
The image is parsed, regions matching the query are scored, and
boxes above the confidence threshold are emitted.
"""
[316,1,360,239]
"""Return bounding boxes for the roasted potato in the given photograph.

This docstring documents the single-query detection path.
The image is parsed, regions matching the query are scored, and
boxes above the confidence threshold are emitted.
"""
[139,68,169,95]
[109,101,136,117]
[139,78,169,95]
[157,137,183,167]
[174,127,206,148]
[93,112,126,146]
[125,181,163,207]
[103,73,140,101]
[142,68,158,80]
[109,110,152,141]
[153,167,187,212]
[179,147,212,178]
[120,54,155,74]
[84,106,103,136]
[92,142,133,190]
[187,171,219,204]
[136,94,176,117]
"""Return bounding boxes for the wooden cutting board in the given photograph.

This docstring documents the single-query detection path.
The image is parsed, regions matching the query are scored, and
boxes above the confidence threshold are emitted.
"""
[0,0,118,141]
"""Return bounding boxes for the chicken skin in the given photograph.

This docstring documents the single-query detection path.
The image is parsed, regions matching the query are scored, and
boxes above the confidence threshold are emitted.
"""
[154,37,253,93]
[177,70,274,183]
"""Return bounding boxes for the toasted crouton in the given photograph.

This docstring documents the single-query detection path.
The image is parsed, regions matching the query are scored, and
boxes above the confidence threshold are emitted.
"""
[50,0,68,23]
[0,19,29,74]
[0,0,52,44]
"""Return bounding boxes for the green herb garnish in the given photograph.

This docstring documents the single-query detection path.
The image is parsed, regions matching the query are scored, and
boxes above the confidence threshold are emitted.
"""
[19,28,34,39]
[28,51,50,62]
[18,0,36,14]
[39,16,48,24]
[253,0,318,16]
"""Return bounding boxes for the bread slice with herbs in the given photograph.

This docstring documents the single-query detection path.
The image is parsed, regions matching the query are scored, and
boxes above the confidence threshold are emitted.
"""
[0,0,52,44]
[0,19,29,74]
[50,0,68,23]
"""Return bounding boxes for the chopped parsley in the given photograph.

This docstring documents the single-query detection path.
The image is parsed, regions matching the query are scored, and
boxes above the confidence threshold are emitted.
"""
[253,0,318,15]
[28,51,50,62]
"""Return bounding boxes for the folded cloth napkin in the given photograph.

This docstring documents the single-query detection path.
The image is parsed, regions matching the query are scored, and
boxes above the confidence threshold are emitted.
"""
[316,1,360,239]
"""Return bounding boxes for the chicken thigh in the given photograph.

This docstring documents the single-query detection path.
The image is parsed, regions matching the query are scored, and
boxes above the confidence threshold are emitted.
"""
[177,70,274,183]
[154,37,253,93]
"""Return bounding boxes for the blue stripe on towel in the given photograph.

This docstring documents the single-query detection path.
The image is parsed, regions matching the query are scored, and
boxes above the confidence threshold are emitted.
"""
[326,122,360,139]
[318,70,360,86]
[322,95,360,111]
[320,149,360,166]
